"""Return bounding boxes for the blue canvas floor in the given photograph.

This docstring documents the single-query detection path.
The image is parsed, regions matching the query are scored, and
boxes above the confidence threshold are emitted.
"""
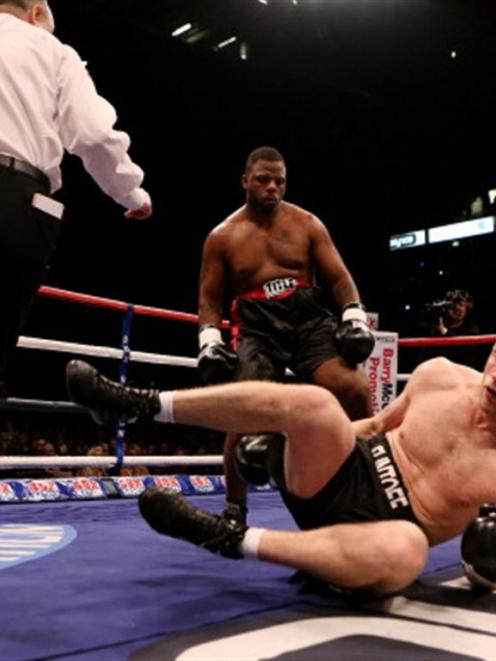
[1,492,495,660]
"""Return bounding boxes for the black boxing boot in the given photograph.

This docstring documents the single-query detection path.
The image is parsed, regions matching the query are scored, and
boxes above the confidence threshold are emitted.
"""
[461,504,496,590]
[139,488,248,559]
[234,432,287,486]
[66,360,160,426]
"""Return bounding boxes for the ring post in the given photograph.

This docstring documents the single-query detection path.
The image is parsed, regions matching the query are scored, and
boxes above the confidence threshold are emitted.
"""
[115,305,135,469]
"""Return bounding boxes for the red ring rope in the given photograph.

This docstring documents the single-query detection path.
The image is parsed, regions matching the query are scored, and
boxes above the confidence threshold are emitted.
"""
[399,335,496,347]
[38,286,230,328]
[38,286,494,346]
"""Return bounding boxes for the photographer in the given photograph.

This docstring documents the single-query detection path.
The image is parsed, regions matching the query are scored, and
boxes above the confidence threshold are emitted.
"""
[418,290,482,369]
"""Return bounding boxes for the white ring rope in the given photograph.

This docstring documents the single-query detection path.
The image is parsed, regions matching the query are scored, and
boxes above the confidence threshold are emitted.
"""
[1,335,219,468]
[5,398,84,413]
[4,338,221,469]
[0,455,223,469]
[18,336,197,368]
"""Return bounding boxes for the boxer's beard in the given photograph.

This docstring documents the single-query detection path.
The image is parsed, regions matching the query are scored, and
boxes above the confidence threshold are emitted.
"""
[250,194,279,214]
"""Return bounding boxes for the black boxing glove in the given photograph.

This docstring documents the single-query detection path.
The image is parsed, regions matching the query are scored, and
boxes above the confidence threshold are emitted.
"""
[334,302,375,366]
[461,504,496,591]
[234,432,286,486]
[197,325,238,384]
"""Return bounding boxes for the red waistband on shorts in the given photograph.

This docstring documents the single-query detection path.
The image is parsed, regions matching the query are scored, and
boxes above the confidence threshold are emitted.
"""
[234,277,313,302]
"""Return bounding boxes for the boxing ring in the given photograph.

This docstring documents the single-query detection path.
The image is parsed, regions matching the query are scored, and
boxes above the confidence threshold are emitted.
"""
[1,287,496,660]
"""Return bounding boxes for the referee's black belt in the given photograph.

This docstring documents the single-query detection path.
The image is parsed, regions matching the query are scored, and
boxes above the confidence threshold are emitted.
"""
[0,153,50,192]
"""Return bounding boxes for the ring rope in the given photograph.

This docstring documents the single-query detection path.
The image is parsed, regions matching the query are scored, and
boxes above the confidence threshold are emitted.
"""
[6,287,228,473]
[0,455,223,469]
[399,334,496,347]
[396,334,495,383]
[38,285,230,328]
[17,336,197,367]
[37,286,494,348]
[4,398,84,412]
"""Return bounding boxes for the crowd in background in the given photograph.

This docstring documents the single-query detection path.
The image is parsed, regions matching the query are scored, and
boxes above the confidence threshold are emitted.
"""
[0,412,224,480]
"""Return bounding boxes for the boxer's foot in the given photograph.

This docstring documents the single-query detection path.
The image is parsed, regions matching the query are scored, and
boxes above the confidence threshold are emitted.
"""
[66,360,160,425]
[139,488,248,559]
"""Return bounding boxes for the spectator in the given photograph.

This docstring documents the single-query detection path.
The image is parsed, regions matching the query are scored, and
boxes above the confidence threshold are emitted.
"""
[56,441,69,456]
[76,444,107,478]
[37,440,73,478]
[118,442,150,477]
[418,289,482,369]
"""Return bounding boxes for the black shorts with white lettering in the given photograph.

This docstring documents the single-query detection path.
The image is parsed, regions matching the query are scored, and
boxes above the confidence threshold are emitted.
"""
[230,286,339,382]
[277,434,420,530]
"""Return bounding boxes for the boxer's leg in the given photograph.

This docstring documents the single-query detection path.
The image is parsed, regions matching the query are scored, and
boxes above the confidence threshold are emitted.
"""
[170,379,355,498]
[257,519,428,594]
[293,310,372,420]
[223,430,249,521]
[222,339,283,523]
[139,487,428,595]
[67,360,355,497]
[67,361,355,497]
[311,357,372,420]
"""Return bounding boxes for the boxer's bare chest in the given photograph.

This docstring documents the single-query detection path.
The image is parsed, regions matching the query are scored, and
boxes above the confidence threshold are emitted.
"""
[395,393,496,539]
[225,214,313,290]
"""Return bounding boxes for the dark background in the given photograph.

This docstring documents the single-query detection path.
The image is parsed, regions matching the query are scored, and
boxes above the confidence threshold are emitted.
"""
[12,0,496,398]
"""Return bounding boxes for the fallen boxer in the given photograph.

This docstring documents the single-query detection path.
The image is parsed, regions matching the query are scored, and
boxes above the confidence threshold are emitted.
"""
[66,344,496,595]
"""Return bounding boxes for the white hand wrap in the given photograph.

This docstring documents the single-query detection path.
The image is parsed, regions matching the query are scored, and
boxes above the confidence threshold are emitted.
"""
[199,325,223,349]
[342,303,367,324]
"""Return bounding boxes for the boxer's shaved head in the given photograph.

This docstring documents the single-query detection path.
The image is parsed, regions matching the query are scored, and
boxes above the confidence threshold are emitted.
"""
[245,146,285,173]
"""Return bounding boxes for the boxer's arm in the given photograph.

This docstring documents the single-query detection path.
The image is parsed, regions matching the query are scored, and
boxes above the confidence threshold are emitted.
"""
[310,216,374,364]
[353,358,454,439]
[352,387,412,439]
[309,216,361,307]
[197,229,238,383]
[198,229,227,330]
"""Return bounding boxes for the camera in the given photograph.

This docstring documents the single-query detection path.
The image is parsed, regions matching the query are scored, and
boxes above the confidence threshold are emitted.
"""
[423,290,473,319]
[422,299,455,325]
[424,299,453,315]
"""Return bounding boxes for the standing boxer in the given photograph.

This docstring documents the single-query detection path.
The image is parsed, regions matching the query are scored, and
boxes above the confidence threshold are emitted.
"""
[66,343,496,595]
[197,146,374,522]
[0,0,152,401]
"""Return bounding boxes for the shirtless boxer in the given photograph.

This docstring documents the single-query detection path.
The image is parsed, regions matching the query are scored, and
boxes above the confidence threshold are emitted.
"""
[66,343,496,595]
[197,146,374,522]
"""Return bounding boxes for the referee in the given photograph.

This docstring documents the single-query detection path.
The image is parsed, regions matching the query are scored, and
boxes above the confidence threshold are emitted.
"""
[0,0,152,400]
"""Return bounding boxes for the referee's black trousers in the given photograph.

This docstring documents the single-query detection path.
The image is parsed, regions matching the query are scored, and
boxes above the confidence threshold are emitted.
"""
[0,167,60,399]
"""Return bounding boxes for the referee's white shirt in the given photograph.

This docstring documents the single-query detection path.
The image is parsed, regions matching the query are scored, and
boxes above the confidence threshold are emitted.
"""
[0,13,148,210]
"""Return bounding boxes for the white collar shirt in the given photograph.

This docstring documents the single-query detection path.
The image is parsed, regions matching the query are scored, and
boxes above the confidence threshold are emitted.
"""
[0,14,148,210]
